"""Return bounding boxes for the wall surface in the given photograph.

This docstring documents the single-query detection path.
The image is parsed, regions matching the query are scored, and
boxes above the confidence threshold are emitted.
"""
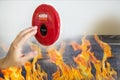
[0,0,120,45]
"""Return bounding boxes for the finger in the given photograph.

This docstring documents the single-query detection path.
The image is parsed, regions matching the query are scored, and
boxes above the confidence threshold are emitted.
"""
[18,28,37,47]
[13,26,37,45]
[13,27,37,47]
[16,26,37,40]
[21,51,38,63]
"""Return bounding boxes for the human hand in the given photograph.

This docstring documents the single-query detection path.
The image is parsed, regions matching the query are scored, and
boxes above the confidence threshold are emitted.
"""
[0,26,38,69]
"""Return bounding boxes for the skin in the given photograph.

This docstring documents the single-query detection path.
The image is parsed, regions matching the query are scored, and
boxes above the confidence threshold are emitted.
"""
[0,26,38,69]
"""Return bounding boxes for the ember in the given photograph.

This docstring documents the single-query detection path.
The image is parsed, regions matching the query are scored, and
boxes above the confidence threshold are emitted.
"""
[0,35,117,80]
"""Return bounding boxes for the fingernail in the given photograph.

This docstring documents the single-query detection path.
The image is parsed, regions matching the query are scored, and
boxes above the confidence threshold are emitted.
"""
[34,26,38,29]
[34,30,37,34]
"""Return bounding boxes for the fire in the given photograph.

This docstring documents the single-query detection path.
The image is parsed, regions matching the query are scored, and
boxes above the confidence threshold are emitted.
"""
[0,35,117,80]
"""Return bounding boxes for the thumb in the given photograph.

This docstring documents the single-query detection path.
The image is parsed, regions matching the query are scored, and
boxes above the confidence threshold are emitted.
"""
[21,51,38,63]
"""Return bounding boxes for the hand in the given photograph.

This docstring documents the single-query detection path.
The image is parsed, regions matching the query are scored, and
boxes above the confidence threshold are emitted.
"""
[0,26,38,69]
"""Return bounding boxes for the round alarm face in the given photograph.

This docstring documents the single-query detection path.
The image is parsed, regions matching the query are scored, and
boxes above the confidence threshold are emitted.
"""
[32,4,60,46]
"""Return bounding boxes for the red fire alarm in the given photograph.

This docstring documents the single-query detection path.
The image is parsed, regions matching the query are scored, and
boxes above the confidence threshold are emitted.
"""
[32,4,60,46]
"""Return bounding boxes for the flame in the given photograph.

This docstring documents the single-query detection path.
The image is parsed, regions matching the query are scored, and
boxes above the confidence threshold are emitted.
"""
[0,35,117,80]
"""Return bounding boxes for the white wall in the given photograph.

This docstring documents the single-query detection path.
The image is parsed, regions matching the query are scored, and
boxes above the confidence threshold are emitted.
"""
[0,0,120,45]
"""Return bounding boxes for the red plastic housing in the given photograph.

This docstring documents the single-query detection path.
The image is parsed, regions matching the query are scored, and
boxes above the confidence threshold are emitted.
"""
[32,4,60,46]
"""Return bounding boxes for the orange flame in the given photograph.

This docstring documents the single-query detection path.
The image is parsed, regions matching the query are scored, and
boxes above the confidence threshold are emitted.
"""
[0,35,117,80]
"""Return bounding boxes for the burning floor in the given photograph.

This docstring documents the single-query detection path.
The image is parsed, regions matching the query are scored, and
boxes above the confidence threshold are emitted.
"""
[0,35,120,80]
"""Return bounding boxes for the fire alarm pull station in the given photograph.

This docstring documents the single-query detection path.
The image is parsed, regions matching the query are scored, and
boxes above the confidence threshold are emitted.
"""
[32,4,60,46]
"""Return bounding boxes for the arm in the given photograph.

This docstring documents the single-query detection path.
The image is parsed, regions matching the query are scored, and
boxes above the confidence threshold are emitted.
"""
[0,26,38,69]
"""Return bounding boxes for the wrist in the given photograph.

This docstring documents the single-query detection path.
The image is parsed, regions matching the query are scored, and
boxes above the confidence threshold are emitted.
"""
[0,57,10,69]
